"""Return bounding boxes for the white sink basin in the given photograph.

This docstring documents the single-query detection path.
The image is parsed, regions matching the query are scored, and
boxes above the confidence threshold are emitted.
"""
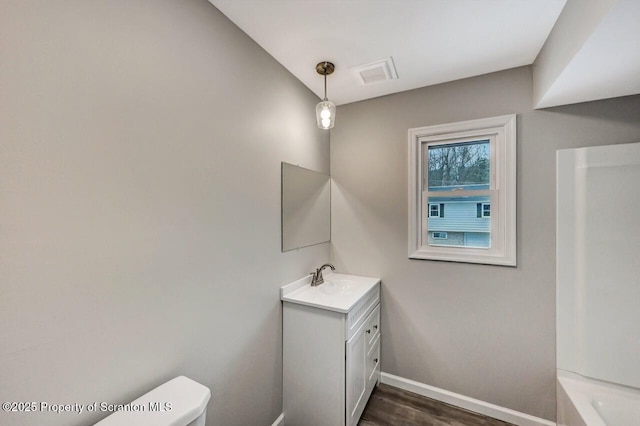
[281,272,380,313]
[317,278,354,295]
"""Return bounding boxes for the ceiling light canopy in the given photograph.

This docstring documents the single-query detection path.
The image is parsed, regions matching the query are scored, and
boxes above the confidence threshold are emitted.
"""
[315,61,336,130]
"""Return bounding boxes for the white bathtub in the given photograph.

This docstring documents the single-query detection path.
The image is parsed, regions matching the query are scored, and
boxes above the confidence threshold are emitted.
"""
[557,370,640,426]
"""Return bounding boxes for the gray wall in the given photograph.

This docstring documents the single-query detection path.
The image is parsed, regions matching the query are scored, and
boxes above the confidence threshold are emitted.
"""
[330,66,640,421]
[0,1,328,425]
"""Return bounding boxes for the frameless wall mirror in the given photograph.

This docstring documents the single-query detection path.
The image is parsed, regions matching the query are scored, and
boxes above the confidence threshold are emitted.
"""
[281,162,331,252]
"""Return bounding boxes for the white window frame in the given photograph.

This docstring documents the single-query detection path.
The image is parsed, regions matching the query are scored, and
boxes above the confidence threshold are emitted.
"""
[408,114,516,266]
[429,203,440,217]
[432,232,447,240]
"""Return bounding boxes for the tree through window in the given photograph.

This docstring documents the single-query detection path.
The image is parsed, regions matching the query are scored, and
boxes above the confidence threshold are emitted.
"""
[426,140,490,190]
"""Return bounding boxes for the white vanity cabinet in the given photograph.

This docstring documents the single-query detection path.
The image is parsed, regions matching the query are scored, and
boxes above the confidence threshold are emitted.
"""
[346,303,380,425]
[281,273,381,426]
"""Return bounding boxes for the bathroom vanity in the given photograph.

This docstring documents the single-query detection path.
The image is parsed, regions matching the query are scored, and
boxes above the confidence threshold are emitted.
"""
[281,273,381,426]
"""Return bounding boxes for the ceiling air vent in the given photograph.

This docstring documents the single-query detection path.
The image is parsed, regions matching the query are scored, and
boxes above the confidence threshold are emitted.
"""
[351,57,398,85]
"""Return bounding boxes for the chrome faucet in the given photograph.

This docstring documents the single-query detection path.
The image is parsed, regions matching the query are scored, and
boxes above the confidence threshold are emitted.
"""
[310,263,336,286]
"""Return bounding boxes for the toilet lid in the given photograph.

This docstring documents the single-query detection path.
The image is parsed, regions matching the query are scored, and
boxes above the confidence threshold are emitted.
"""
[94,376,211,426]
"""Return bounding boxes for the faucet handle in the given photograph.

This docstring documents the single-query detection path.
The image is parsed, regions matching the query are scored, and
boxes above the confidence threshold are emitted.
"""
[310,270,319,286]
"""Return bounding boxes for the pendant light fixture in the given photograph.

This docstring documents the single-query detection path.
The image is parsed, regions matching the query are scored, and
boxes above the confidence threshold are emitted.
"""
[315,61,336,130]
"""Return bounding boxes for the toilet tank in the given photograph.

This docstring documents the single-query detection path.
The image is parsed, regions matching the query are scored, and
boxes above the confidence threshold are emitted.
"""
[95,376,211,426]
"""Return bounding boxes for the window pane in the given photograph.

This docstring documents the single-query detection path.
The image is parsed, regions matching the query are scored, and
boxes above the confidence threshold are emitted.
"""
[425,140,490,191]
[426,195,490,248]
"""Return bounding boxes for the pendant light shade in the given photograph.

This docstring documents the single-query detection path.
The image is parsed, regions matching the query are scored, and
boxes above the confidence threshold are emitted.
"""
[316,100,336,129]
[315,61,336,130]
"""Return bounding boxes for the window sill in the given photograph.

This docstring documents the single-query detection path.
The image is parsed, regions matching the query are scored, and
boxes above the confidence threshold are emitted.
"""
[409,248,516,267]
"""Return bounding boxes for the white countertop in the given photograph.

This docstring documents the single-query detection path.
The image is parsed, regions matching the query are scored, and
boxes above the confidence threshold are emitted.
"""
[281,272,380,313]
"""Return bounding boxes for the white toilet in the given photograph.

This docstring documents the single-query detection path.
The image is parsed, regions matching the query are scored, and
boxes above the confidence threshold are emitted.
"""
[95,376,211,426]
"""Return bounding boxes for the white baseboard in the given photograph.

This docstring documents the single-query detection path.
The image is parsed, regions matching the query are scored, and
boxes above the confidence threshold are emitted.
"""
[271,413,284,426]
[381,372,555,426]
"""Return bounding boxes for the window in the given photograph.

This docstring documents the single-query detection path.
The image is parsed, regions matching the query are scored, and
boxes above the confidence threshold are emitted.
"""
[429,203,444,217]
[475,202,491,218]
[482,203,491,218]
[408,115,516,266]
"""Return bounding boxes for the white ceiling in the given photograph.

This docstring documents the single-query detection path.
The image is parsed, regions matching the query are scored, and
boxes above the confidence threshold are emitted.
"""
[211,0,566,106]
[211,0,640,109]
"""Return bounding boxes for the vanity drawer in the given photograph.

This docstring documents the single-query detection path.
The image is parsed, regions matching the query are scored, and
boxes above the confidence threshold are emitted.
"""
[346,284,380,340]
[364,304,380,352]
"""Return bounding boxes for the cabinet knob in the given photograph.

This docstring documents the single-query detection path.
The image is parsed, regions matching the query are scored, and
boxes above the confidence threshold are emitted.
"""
[373,325,378,330]
[374,358,378,363]
[366,329,371,334]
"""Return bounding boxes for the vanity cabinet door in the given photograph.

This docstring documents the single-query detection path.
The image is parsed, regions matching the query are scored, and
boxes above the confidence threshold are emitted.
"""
[346,303,381,426]
[346,319,367,426]
[367,334,381,390]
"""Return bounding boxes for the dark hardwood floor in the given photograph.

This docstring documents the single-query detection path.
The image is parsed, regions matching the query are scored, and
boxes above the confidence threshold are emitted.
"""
[359,384,515,426]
